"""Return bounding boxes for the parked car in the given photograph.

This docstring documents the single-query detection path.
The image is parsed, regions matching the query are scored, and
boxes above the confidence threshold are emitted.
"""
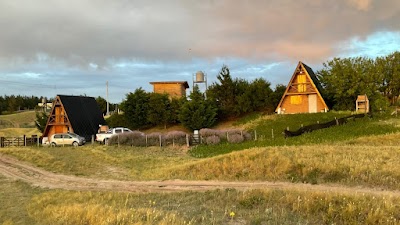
[49,133,86,147]
[96,127,132,144]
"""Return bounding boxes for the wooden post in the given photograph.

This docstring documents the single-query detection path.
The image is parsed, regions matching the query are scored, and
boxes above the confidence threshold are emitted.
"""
[91,135,95,145]
[272,129,274,139]
[24,135,27,147]
[37,136,40,147]
[335,117,339,125]
[173,137,175,147]
[0,137,3,148]
[159,135,162,147]
[254,130,257,141]
[118,134,120,147]
[226,132,229,142]
[146,135,148,147]
[186,134,189,147]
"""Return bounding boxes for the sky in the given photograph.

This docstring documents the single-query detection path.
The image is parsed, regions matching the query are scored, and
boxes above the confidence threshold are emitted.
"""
[1,0,400,103]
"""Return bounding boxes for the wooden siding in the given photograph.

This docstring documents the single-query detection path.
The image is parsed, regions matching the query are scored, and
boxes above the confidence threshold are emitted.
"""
[151,83,187,98]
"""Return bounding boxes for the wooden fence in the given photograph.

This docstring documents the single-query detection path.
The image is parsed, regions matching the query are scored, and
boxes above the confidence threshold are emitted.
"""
[0,135,40,147]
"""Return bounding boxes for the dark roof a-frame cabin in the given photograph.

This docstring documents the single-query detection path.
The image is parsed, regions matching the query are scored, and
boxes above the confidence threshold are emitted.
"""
[275,61,328,114]
[43,95,105,140]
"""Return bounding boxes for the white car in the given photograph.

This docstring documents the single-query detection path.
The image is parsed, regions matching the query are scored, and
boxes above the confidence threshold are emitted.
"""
[96,127,132,144]
[49,133,86,147]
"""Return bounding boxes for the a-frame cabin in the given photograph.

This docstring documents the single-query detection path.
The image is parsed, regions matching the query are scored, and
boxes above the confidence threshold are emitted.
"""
[42,95,105,140]
[275,61,328,114]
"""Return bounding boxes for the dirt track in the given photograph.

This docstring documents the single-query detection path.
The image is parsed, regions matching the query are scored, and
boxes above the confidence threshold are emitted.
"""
[1,154,399,196]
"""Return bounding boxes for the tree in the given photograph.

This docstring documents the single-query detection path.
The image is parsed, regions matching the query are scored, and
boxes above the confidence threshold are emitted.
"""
[317,57,378,110]
[375,51,400,105]
[207,65,237,118]
[147,93,171,128]
[120,88,150,129]
[179,85,218,130]
[96,96,108,115]
[271,84,286,110]
[35,112,48,133]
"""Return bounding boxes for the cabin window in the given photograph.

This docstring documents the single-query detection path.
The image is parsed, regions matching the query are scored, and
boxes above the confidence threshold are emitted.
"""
[297,74,306,92]
[290,95,302,104]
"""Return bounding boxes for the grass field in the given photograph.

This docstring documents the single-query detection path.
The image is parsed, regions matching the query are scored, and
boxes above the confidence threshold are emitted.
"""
[1,175,399,225]
[0,110,41,137]
[1,111,400,224]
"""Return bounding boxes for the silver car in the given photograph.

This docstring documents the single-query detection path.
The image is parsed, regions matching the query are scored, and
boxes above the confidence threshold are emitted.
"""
[50,133,86,147]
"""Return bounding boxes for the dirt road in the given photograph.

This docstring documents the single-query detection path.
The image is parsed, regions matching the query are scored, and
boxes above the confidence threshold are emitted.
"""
[1,154,399,196]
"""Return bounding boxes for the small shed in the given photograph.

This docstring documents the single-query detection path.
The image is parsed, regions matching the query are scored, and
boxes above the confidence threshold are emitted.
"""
[275,61,328,114]
[356,95,369,113]
[42,95,105,140]
[149,81,189,98]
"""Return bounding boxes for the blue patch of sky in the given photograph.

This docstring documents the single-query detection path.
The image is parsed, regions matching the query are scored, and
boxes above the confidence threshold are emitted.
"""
[337,31,400,59]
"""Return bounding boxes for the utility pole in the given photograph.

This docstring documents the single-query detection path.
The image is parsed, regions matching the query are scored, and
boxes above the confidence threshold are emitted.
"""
[106,81,109,116]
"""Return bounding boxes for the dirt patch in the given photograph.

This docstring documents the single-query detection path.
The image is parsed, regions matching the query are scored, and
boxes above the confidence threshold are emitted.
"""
[1,153,400,196]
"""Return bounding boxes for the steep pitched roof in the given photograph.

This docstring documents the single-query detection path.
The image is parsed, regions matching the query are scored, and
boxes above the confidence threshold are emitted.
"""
[275,61,328,113]
[301,62,324,95]
[57,95,105,138]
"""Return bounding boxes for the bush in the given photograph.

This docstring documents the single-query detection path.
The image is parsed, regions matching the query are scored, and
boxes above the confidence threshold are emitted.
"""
[164,131,188,146]
[205,135,221,145]
[108,131,146,146]
[146,132,164,146]
[198,128,252,145]
[227,134,245,143]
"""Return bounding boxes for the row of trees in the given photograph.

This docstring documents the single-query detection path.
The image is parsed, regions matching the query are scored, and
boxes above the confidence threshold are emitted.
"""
[317,51,400,110]
[0,95,44,114]
[116,65,285,130]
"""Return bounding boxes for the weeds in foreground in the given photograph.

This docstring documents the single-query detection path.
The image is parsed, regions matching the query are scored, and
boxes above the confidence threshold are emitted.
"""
[25,189,400,225]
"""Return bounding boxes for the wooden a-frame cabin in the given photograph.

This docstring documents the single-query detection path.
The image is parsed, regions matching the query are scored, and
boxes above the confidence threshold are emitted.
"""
[42,95,105,140]
[275,61,328,114]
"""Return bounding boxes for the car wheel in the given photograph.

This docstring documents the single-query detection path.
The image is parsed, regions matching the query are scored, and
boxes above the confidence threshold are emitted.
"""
[72,141,79,147]
[51,142,57,147]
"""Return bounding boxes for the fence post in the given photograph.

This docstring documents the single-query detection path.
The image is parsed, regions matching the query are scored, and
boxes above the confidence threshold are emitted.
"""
[272,129,274,139]
[146,135,148,147]
[186,134,189,147]
[226,132,229,142]
[335,117,339,125]
[254,130,257,141]
[24,135,27,146]
[0,137,3,148]
[118,134,120,147]
[91,135,95,145]
[37,136,40,147]
[159,135,162,147]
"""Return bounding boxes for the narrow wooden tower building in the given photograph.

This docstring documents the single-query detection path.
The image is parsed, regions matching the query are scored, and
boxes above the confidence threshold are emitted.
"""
[275,62,328,114]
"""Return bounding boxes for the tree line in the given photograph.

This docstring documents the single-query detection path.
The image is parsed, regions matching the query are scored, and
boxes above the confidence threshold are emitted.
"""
[108,65,285,131]
[0,95,44,114]
[317,51,400,111]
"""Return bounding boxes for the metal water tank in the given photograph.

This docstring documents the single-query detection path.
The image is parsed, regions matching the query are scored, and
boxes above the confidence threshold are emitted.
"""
[195,71,205,82]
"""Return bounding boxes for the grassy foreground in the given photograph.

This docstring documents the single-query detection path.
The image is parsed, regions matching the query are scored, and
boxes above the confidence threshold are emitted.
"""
[1,175,399,225]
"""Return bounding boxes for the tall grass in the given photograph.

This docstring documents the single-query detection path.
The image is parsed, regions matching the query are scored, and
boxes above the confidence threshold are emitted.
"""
[25,189,400,225]
[164,145,400,190]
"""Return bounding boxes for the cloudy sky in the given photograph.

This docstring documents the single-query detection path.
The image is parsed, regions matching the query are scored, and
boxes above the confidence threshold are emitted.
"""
[1,0,400,103]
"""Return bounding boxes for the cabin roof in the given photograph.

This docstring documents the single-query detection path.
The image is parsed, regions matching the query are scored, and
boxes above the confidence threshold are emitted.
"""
[58,95,105,137]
